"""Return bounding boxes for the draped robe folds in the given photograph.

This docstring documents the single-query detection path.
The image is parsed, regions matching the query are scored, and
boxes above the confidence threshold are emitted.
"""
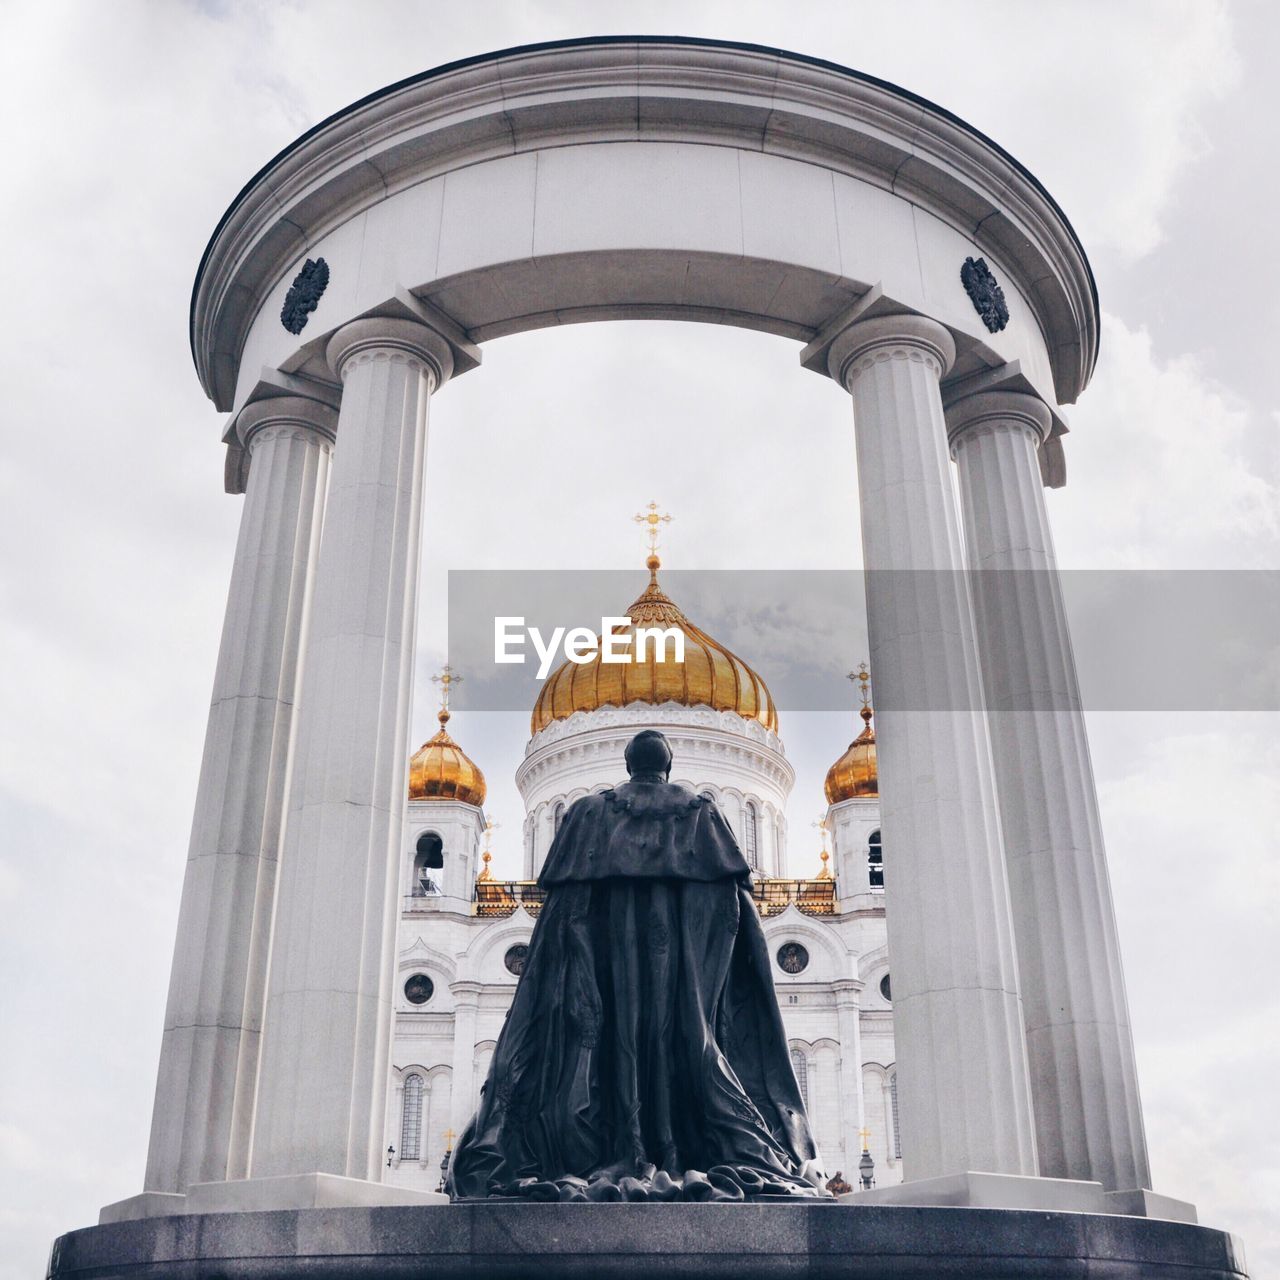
[446,774,827,1201]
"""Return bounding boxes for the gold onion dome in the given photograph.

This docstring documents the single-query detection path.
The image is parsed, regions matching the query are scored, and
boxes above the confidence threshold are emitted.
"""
[824,666,878,803]
[408,707,487,806]
[530,552,779,736]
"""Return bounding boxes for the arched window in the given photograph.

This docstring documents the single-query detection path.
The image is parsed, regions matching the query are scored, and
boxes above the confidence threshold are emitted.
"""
[413,832,444,895]
[790,1047,809,1108]
[868,828,883,890]
[744,801,760,869]
[889,1070,901,1159]
[553,802,567,836]
[400,1073,424,1161]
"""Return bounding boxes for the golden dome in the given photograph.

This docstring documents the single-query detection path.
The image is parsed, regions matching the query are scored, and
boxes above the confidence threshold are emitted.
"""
[408,708,487,806]
[824,666,877,803]
[530,554,779,736]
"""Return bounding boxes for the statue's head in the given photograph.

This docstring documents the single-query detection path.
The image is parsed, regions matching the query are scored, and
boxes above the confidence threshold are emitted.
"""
[624,729,673,779]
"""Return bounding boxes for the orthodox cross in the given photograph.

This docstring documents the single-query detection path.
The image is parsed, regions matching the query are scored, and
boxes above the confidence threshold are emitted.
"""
[858,1125,872,1152]
[431,665,462,718]
[848,663,872,709]
[477,819,500,881]
[442,1128,457,1153]
[634,501,672,556]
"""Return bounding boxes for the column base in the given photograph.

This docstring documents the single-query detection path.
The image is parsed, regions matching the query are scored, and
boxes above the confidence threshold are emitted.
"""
[838,1171,1197,1220]
[839,1172,1106,1213]
[99,1192,187,1225]
[1104,1188,1198,1223]
[99,1175,448,1222]
[186,1173,450,1213]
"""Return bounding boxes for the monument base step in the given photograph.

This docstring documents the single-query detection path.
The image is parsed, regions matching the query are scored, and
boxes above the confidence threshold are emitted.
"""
[840,1171,1198,1220]
[53,1201,1246,1280]
[97,1174,448,1224]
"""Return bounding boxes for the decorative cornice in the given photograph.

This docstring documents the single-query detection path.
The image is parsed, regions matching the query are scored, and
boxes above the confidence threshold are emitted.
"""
[233,394,339,451]
[192,38,1098,412]
[944,388,1054,449]
[325,316,455,388]
[516,703,794,800]
[826,313,957,391]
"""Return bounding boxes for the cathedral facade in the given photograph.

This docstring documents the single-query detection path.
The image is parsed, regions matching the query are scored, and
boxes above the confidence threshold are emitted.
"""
[384,557,901,1193]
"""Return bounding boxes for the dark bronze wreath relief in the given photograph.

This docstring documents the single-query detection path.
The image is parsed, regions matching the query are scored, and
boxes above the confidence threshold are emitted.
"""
[446,730,828,1202]
[279,257,330,334]
[961,255,1009,333]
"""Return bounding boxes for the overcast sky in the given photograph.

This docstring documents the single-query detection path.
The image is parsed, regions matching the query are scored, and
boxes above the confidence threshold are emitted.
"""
[1,2,1276,1276]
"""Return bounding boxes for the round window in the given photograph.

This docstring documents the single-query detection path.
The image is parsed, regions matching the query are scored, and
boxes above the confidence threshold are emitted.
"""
[404,973,434,1005]
[504,944,530,976]
[777,942,809,975]
[880,973,892,1002]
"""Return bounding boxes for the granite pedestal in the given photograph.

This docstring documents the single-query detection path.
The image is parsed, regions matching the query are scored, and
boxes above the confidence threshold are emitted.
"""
[49,1202,1248,1279]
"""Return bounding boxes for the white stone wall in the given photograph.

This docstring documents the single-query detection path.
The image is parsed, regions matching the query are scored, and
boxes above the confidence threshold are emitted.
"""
[828,796,883,907]
[388,715,899,1192]
[403,798,484,906]
[516,702,794,878]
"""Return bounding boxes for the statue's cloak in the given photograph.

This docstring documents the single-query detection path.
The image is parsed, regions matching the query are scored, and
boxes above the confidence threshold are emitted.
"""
[447,776,825,1201]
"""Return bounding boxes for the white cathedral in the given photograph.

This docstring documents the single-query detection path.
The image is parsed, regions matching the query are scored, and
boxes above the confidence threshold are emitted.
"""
[383,548,901,1194]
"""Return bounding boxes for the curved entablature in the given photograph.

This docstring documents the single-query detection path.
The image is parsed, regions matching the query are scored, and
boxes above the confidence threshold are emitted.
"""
[192,36,1098,437]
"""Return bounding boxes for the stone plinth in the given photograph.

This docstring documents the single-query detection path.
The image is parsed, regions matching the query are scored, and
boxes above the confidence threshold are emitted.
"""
[50,1203,1247,1279]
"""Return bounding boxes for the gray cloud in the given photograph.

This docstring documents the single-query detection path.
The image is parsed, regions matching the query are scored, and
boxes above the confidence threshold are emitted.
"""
[1,2,1275,1277]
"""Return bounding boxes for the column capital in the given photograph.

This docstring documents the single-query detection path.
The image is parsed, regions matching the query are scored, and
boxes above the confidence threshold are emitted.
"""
[945,388,1053,450]
[825,313,956,392]
[233,395,339,452]
[325,316,455,388]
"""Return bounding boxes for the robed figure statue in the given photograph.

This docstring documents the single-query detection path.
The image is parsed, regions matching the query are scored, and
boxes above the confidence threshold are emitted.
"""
[447,730,826,1201]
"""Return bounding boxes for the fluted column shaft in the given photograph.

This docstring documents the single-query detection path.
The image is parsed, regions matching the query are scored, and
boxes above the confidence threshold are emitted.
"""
[249,319,453,1181]
[144,397,335,1192]
[948,389,1150,1191]
[829,314,1037,1181]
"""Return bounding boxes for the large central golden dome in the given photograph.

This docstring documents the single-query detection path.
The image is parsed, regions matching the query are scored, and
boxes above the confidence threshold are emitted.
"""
[531,555,778,736]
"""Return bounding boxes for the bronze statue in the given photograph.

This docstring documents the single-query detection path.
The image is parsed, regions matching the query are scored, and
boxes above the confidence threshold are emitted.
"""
[447,729,827,1201]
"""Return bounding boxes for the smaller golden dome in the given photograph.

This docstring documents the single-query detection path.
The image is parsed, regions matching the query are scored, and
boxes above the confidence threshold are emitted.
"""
[825,665,878,804]
[408,708,487,806]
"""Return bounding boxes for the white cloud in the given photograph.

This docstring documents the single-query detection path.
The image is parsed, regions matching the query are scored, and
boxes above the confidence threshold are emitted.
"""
[0,3,1272,1278]
[1049,313,1278,569]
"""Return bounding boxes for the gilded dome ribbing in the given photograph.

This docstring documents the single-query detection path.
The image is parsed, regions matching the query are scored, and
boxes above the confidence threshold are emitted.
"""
[408,709,487,806]
[530,555,779,736]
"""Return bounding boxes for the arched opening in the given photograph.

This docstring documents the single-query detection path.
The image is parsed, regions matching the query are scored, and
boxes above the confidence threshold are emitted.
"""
[400,1073,424,1162]
[553,802,567,836]
[889,1069,901,1159]
[413,832,444,896]
[790,1047,810,1109]
[868,828,883,890]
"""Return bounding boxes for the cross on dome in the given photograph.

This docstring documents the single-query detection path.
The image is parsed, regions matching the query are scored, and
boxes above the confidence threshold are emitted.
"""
[431,664,462,727]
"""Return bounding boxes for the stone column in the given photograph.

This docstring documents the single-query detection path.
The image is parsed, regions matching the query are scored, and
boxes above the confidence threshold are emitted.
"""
[249,318,453,1182]
[827,314,1037,1181]
[449,983,481,1136]
[947,388,1150,1192]
[144,396,335,1193]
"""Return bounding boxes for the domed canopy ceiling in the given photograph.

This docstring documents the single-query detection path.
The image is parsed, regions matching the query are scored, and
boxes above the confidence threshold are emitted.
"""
[408,709,487,806]
[531,556,779,736]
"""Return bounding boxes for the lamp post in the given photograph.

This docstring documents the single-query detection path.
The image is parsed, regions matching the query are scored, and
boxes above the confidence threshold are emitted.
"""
[385,1145,395,1169]
[858,1126,876,1189]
